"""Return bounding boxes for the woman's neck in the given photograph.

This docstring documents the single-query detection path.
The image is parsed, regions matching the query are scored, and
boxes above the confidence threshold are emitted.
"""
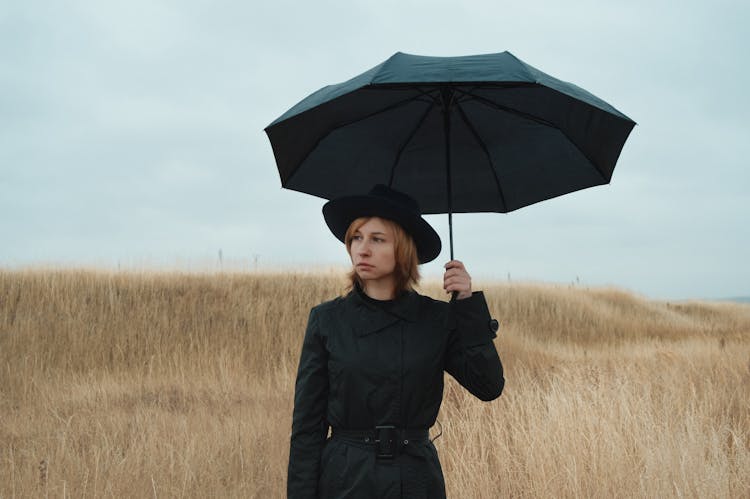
[361,279,396,301]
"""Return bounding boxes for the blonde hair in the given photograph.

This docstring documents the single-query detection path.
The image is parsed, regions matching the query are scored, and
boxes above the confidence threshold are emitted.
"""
[344,217,420,296]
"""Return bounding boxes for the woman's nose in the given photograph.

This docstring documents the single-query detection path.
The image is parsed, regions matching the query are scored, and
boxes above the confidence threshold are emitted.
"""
[357,241,371,255]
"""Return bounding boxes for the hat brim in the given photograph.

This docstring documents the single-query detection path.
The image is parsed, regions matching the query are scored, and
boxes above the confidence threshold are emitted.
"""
[323,195,441,264]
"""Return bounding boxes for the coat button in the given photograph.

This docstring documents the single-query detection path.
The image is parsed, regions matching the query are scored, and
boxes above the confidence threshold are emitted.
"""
[489,319,499,332]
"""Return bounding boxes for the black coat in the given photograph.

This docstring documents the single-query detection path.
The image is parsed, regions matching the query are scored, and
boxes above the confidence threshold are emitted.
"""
[287,284,504,498]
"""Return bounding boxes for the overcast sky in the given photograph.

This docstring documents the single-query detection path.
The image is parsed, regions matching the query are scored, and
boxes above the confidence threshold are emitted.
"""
[2,0,748,300]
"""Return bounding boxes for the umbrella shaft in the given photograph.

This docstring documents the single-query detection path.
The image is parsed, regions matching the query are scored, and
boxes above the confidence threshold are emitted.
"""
[448,211,454,260]
[442,87,454,261]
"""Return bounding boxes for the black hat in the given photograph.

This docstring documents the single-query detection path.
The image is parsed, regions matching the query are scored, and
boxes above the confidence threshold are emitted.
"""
[323,185,442,264]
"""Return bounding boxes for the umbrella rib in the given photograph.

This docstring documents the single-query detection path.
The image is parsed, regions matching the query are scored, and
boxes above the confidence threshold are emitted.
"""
[282,85,444,187]
[333,90,430,130]
[455,87,557,127]
[388,100,437,187]
[286,91,434,186]
[456,87,608,182]
[404,86,440,104]
[408,86,442,101]
[454,102,508,212]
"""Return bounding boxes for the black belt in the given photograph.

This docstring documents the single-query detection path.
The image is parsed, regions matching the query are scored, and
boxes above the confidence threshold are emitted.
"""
[331,426,429,459]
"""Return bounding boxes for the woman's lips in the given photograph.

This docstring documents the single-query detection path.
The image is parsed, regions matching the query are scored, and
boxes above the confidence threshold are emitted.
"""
[356,263,374,269]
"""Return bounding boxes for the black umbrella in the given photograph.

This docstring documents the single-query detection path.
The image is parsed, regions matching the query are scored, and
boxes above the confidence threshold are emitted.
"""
[265,51,635,258]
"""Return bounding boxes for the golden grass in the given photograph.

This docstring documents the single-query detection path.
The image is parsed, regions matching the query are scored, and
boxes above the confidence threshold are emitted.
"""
[1,269,749,498]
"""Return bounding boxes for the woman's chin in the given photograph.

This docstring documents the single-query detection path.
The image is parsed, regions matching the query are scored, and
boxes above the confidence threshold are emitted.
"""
[355,269,374,280]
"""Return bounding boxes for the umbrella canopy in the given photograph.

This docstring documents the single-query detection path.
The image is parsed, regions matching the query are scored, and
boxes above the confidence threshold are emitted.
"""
[265,51,635,255]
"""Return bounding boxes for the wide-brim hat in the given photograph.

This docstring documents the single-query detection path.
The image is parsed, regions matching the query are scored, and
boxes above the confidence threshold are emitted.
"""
[323,184,442,264]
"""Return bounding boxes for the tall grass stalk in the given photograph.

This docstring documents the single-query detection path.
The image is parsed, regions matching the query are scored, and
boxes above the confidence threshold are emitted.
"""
[1,269,748,497]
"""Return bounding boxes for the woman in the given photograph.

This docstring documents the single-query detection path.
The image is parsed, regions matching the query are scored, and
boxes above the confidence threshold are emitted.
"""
[287,184,504,499]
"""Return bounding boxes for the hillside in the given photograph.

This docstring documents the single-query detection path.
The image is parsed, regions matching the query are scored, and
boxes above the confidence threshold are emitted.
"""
[1,269,749,497]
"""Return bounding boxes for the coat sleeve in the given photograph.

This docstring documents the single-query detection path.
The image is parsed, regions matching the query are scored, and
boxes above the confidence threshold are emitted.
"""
[444,291,505,401]
[287,307,329,499]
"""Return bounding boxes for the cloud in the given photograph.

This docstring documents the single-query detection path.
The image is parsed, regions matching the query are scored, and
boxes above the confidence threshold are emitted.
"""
[1,0,748,299]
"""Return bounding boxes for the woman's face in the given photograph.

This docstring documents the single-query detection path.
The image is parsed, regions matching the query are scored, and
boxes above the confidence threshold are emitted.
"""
[349,217,397,284]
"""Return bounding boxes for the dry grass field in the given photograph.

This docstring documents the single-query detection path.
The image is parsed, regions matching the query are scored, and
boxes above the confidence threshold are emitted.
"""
[1,269,749,498]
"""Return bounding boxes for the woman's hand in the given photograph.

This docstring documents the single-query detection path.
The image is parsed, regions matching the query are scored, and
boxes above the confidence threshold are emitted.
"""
[443,260,472,300]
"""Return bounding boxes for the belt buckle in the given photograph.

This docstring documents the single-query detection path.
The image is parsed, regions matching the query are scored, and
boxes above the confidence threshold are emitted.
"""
[375,425,397,459]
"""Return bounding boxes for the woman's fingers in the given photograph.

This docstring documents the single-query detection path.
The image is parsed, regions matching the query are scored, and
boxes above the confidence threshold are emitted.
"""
[443,268,463,279]
[444,259,465,271]
[443,261,470,281]
[443,260,472,297]
[444,272,469,281]
[443,276,471,293]
[444,282,470,294]
[444,262,468,278]
[443,275,470,287]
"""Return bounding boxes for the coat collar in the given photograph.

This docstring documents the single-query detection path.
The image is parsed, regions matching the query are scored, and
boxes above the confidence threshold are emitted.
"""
[343,283,421,336]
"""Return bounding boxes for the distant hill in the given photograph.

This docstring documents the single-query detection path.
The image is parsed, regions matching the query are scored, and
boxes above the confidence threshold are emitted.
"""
[724,296,750,303]
[703,296,750,304]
